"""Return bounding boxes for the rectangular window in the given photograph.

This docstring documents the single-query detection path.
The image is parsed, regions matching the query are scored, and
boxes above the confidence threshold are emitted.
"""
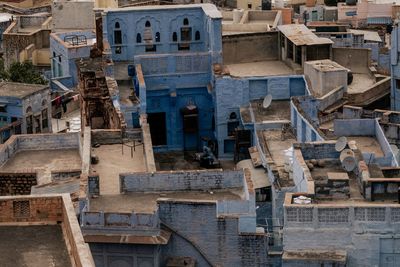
[396,79,400,89]
[114,30,122,44]
[41,109,48,130]
[34,115,41,133]
[13,200,30,218]
[0,106,6,113]
[178,43,190,51]
[26,115,33,134]
[145,45,156,52]
[180,27,192,42]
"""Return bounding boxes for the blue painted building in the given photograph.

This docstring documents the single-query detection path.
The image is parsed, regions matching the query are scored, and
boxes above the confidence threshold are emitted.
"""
[50,31,95,90]
[391,25,400,111]
[102,4,222,151]
[0,82,51,142]
[214,75,308,158]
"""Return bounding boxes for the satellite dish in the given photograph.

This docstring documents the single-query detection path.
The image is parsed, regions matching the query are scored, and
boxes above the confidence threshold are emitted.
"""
[340,149,356,172]
[262,94,272,109]
[335,136,348,152]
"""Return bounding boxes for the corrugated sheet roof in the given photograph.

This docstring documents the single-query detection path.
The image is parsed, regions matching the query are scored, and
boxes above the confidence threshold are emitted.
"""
[349,29,382,42]
[277,24,333,46]
[367,16,392,25]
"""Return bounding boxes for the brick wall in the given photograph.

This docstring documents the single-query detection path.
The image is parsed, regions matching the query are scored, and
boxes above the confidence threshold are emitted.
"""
[0,195,63,223]
[91,129,122,145]
[0,173,37,195]
[120,170,244,193]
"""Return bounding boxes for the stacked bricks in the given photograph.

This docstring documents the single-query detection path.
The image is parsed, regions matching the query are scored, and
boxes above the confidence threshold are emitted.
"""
[0,173,37,195]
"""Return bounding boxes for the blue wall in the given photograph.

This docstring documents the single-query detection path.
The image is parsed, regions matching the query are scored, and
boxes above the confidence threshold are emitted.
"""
[214,75,307,158]
[392,26,400,111]
[109,5,222,152]
[50,31,94,89]
[103,5,222,64]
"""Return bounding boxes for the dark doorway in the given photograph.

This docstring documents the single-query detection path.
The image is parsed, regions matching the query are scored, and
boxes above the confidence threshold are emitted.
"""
[148,112,167,146]
[181,105,198,151]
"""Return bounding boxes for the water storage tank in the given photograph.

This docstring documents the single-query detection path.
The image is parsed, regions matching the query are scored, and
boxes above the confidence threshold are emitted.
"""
[233,9,244,24]
[275,0,284,9]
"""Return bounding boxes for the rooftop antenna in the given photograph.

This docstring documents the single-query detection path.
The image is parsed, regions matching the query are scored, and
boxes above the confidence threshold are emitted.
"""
[335,136,348,152]
[262,94,272,109]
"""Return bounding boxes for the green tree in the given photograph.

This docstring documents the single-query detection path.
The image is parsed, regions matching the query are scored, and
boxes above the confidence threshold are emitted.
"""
[0,60,47,85]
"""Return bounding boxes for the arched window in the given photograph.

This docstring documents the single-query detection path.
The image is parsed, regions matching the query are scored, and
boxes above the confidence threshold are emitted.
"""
[136,33,142,43]
[114,21,122,45]
[229,112,237,120]
[183,18,189,25]
[26,106,32,114]
[155,32,160,42]
[172,32,177,42]
[145,21,151,27]
[195,31,200,41]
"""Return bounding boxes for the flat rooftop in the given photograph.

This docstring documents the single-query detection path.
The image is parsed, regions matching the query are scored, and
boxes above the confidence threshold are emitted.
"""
[241,100,291,123]
[0,225,71,267]
[348,136,384,158]
[90,189,244,213]
[347,73,375,94]
[0,149,81,172]
[0,82,48,98]
[261,129,296,168]
[92,144,146,195]
[258,129,296,187]
[306,59,348,72]
[226,61,294,77]
[309,159,363,201]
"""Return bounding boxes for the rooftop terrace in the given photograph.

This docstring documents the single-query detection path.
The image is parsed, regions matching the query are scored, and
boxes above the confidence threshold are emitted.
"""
[1,149,81,173]
[90,189,244,213]
[92,144,146,195]
[0,225,71,267]
[0,82,48,98]
[226,61,294,77]
[0,194,94,267]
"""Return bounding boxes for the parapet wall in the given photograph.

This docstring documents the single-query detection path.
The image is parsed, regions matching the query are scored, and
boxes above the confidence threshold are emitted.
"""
[332,47,370,74]
[120,170,244,193]
[222,32,279,64]
[17,132,80,150]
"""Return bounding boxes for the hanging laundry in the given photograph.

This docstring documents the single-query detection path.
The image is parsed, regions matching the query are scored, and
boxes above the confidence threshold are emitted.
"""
[54,96,61,107]
[61,95,68,113]
[62,101,67,113]
[72,94,79,101]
